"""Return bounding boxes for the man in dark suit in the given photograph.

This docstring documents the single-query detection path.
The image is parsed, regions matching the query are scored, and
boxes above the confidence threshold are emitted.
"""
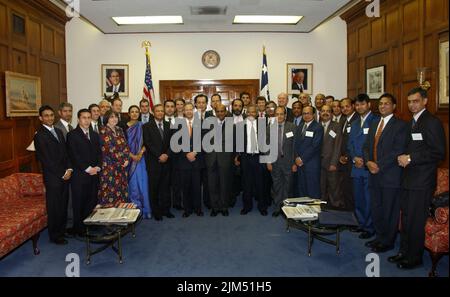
[67,109,102,236]
[294,106,323,199]
[34,105,72,245]
[390,88,446,269]
[290,100,303,197]
[105,70,125,93]
[236,105,268,216]
[139,99,153,124]
[338,98,358,211]
[267,107,297,216]
[314,94,326,122]
[348,94,380,239]
[320,105,343,208]
[143,104,174,220]
[362,93,408,253]
[111,97,128,130]
[291,70,306,92]
[331,100,346,127]
[256,96,267,119]
[204,104,234,216]
[88,103,102,133]
[175,102,205,217]
[98,99,111,126]
[277,92,294,122]
[230,98,245,206]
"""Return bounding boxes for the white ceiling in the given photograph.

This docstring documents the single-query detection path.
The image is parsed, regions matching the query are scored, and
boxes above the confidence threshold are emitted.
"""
[68,0,353,33]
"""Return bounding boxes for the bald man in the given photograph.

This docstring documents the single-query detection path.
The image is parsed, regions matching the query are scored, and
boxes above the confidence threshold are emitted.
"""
[277,93,294,122]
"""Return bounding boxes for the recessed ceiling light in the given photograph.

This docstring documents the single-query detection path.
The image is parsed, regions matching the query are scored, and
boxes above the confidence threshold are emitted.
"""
[233,15,303,24]
[112,16,183,25]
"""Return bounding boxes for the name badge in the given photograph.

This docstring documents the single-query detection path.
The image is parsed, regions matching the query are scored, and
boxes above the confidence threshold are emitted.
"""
[363,128,369,135]
[305,131,314,138]
[285,131,294,138]
[329,130,337,138]
[412,133,423,141]
[346,127,351,133]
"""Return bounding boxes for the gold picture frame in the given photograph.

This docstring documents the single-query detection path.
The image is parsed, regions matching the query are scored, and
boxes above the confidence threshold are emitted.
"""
[438,38,449,109]
[5,71,42,117]
[101,64,129,97]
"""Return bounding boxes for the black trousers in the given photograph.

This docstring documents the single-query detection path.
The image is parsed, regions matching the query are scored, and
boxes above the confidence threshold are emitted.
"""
[71,174,98,233]
[181,169,202,213]
[200,167,210,208]
[399,188,434,262]
[148,164,171,217]
[369,184,401,246]
[45,179,69,241]
[207,162,232,211]
[241,154,267,212]
[171,165,183,208]
[231,164,242,207]
[338,162,354,210]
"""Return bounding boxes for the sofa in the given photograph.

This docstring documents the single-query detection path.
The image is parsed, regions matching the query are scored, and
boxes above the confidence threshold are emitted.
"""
[424,168,449,277]
[0,173,47,259]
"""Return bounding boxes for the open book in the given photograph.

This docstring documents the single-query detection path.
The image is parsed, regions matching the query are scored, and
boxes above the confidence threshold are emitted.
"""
[84,208,140,224]
[282,204,320,221]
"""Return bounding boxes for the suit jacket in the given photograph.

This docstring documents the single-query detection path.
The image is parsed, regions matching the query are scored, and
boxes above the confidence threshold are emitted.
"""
[292,116,303,127]
[340,113,358,158]
[117,113,129,131]
[106,83,124,93]
[402,110,446,190]
[204,119,235,169]
[285,107,294,122]
[174,118,205,171]
[269,121,296,171]
[321,121,343,169]
[333,115,346,128]
[294,120,323,171]
[34,125,71,184]
[143,118,173,171]
[348,112,380,178]
[363,116,408,188]
[66,126,102,181]
[54,120,71,141]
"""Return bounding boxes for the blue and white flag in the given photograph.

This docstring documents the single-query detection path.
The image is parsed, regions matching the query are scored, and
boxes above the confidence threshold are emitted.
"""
[260,46,270,100]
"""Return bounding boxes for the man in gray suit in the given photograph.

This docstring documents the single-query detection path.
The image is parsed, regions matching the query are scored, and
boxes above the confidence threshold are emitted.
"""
[320,105,343,208]
[205,104,234,216]
[54,102,74,140]
[267,106,297,217]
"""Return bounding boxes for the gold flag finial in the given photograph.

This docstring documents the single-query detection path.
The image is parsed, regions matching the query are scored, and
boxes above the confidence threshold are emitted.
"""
[141,41,151,48]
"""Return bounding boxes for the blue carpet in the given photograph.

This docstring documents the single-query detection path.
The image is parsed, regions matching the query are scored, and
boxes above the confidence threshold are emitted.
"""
[0,201,448,277]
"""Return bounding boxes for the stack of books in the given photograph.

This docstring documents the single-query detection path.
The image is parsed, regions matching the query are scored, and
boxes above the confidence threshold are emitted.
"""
[84,207,140,225]
[282,197,325,221]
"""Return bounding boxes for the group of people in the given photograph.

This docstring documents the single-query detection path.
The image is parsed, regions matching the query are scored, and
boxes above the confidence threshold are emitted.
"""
[34,87,445,271]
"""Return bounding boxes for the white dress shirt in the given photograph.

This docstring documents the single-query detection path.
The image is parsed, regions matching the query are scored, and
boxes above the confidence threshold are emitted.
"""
[246,119,259,154]
[60,119,71,133]
[413,108,426,122]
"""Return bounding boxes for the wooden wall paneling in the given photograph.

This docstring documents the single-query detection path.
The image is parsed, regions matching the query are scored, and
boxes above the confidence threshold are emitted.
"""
[371,17,384,50]
[424,0,447,32]
[0,0,68,177]
[386,8,400,42]
[402,0,420,38]
[358,24,370,53]
[402,39,419,79]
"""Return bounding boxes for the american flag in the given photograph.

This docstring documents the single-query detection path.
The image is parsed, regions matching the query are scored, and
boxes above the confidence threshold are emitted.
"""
[260,46,270,100]
[143,46,156,109]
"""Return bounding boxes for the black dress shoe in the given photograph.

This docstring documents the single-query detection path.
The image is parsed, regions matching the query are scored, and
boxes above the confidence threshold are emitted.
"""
[240,209,249,215]
[165,212,175,218]
[358,231,375,239]
[196,210,204,217]
[222,210,229,216]
[371,244,394,253]
[260,210,268,216]
[182,212,191,218]
[154,216,163,221]
[388,253,404,263]
[52,238,68,245]
[365,239,379,248]
[397,259,423,270]
[210,210,218,217]
[272,210,280,217]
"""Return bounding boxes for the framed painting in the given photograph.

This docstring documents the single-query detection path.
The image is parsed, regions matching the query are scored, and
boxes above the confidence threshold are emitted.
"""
[366,65,385,99]
[101,64,129,97]
[5,71,41,117]
[287,63,313,95]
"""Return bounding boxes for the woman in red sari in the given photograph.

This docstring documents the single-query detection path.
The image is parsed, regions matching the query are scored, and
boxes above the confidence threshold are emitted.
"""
[98,110,131,205]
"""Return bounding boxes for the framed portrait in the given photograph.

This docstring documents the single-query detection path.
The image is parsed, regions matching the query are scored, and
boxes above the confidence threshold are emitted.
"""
[101,64,129,97]
[287,63,313,95]
[366,65,385,99]
[438,39,449,109]
[5,71,41,117]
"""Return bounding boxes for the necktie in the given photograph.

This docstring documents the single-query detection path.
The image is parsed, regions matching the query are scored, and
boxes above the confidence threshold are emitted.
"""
[94,123,98,133]
[278,124,283,158]
[50,128,59,141]
[412,118,417,129]
[250,122,257,153]
[158,122,164,139]
[301,123,307,137]
[343,119,349,133]
[373,119,384,162]
[85,131,90,141]
[300,84,303,92]
[188,120,192,137]
[360,117,365,128]
[68,124,74,132]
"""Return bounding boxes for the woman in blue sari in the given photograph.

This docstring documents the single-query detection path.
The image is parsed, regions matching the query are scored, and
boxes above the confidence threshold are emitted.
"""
[126,105,151,218]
